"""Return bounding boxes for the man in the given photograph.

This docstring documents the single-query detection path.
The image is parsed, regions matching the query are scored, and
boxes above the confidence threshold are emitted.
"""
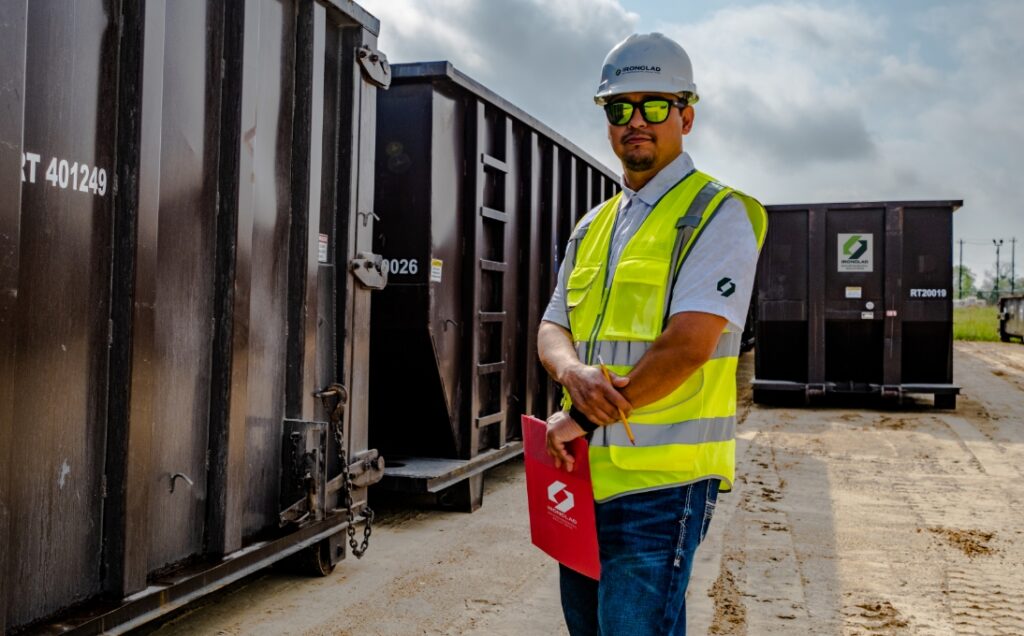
[537,33,767,635]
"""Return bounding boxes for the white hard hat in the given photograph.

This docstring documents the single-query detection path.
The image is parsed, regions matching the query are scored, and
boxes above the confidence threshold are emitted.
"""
[594,33,699,106]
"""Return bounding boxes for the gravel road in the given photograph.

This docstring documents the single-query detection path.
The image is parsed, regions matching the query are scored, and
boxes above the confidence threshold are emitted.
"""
[152,342,1024,636]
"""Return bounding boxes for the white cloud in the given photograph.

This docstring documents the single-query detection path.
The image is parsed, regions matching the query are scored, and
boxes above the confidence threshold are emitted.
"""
[362,0,639,168]
[360,0,1024,276]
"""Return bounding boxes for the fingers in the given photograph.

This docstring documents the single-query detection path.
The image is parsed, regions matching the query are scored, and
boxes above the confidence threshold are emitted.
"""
[576,393,621,425]
[545,411,582,472]
[566,368,633,424]
[546,433,575,472]
[603,380,633,416]
[610,372,630,388]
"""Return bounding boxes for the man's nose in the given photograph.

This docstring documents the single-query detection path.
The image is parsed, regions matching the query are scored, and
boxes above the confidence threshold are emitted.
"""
[627,105,647,128]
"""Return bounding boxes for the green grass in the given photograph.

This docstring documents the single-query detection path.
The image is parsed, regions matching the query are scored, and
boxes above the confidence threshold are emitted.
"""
[953,306,1000,341]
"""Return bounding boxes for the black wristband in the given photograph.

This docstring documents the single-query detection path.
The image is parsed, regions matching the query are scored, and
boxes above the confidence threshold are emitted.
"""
[568,406,599,434]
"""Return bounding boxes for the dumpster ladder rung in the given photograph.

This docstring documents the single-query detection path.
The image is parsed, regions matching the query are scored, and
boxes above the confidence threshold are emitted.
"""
[479,206,508,222]
[477,361,505,375]
[480,153,508,174]
[479,259,507,272]
[476,411,505,428]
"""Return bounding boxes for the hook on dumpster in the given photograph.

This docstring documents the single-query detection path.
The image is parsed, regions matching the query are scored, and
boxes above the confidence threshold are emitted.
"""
[170,473,194,494]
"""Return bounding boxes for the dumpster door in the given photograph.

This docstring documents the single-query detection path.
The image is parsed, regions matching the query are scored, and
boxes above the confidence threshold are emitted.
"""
[825,207,886,385]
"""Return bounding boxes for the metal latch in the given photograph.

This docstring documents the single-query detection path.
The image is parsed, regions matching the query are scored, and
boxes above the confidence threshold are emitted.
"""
[350,251,387,290]
[348,449,385,489]
[327,449,385,493]
[357,45,391,88]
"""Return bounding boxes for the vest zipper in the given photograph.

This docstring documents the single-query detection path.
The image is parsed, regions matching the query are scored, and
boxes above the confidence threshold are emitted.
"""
[585,234,619,365]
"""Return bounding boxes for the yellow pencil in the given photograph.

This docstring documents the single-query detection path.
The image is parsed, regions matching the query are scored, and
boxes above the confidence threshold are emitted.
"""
[597,355,635,446]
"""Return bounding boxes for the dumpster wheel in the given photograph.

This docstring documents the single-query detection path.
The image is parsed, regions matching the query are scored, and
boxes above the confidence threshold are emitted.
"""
[291,538,336,577]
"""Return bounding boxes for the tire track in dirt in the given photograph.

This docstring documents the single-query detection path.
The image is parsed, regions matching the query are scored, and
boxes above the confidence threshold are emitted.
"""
[698,343,1024,635]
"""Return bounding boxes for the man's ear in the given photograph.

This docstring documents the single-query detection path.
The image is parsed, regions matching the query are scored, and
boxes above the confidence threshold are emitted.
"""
[681,105,695,135]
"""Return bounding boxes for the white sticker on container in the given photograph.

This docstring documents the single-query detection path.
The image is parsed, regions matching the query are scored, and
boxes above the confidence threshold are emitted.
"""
[845,286,862,299]
[838,233,873,272]
[430,258,443,283]
[886,309,898,317]
[861,311,874,320]
[865,301,875,310]
[318,234,329,263]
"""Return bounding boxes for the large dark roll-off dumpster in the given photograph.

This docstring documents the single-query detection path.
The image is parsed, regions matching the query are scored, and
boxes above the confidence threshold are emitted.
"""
[370,62,618,511]
[753,200,962,408]
[0,0,388,632]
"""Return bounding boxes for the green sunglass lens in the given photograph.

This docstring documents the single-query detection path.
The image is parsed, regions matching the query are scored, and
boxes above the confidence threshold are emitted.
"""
[643,100,670,123]
[607,102,633,125]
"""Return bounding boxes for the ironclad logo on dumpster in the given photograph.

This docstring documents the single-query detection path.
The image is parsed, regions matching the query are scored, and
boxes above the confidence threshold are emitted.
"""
[838,233,873,272]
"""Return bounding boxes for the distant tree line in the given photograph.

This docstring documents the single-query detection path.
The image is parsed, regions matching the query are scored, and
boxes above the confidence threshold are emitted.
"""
[955,264,1024,302]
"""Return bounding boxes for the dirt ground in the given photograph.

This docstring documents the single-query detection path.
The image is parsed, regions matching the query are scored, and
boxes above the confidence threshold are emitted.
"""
[152,342,1024,636]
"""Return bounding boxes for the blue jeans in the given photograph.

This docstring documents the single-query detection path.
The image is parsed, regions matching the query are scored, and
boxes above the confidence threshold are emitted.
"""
[559,479,720,636]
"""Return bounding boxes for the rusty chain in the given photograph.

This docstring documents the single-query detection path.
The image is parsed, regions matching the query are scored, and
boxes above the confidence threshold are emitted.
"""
[316,383,374,558]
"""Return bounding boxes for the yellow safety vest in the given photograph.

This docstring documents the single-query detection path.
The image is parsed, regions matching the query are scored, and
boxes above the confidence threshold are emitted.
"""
[564,170,767,501]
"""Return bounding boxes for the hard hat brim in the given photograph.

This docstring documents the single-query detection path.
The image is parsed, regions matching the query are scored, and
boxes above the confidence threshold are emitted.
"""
[594,88,699,107]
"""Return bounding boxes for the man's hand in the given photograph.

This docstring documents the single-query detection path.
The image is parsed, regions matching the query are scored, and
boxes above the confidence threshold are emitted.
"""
[537,320,631,423]
[560,362,631,425]
[545,411,586,472]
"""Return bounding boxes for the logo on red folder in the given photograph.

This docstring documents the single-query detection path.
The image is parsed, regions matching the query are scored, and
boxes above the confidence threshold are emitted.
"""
[547,481,575,513]
[546,480,580,527]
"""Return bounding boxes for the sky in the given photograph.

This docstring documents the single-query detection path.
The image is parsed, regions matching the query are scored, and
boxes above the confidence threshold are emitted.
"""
[358,0,1023,284]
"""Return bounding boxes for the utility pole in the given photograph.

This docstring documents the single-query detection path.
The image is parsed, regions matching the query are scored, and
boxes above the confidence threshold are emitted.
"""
[994,238,1004,301]
[1012,237,1017,295]
[958,239,964,299]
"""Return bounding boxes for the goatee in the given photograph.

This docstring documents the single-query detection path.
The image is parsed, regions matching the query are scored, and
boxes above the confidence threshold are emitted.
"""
[624,156,654,172]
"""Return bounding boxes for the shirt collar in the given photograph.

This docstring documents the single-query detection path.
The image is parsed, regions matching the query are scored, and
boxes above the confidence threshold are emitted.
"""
[619,152,696,208]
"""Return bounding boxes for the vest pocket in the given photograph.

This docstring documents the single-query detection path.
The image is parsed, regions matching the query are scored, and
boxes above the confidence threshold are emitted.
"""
[633,368,703,420]
[609,441,697,472]
[601,257,670,341]
[566,265,600,310]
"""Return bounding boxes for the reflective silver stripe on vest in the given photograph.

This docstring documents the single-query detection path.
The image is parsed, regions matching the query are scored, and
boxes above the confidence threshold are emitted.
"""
[592,416,736,448]
[576,331,742,367]
[713,331,742,359]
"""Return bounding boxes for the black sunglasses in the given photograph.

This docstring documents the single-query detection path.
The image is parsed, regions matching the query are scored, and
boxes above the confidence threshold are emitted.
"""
[604,98,684,126]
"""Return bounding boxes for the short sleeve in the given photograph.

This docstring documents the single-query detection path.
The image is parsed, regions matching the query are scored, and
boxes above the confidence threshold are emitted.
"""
[541,243,573,329]
[668,196,759,329]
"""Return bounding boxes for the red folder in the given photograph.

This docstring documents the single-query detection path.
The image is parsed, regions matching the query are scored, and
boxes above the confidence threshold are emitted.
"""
[521,414,600,580]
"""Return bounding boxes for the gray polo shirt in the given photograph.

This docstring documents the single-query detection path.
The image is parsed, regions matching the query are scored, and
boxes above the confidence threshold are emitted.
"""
[542,152,758,332]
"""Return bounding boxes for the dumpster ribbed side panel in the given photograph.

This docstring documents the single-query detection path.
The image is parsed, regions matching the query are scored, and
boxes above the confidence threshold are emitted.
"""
[6,1,118,625]
[901,205,954,382]
[238,0,295,540]
[140,0,220,573]
[0,2,28,632]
